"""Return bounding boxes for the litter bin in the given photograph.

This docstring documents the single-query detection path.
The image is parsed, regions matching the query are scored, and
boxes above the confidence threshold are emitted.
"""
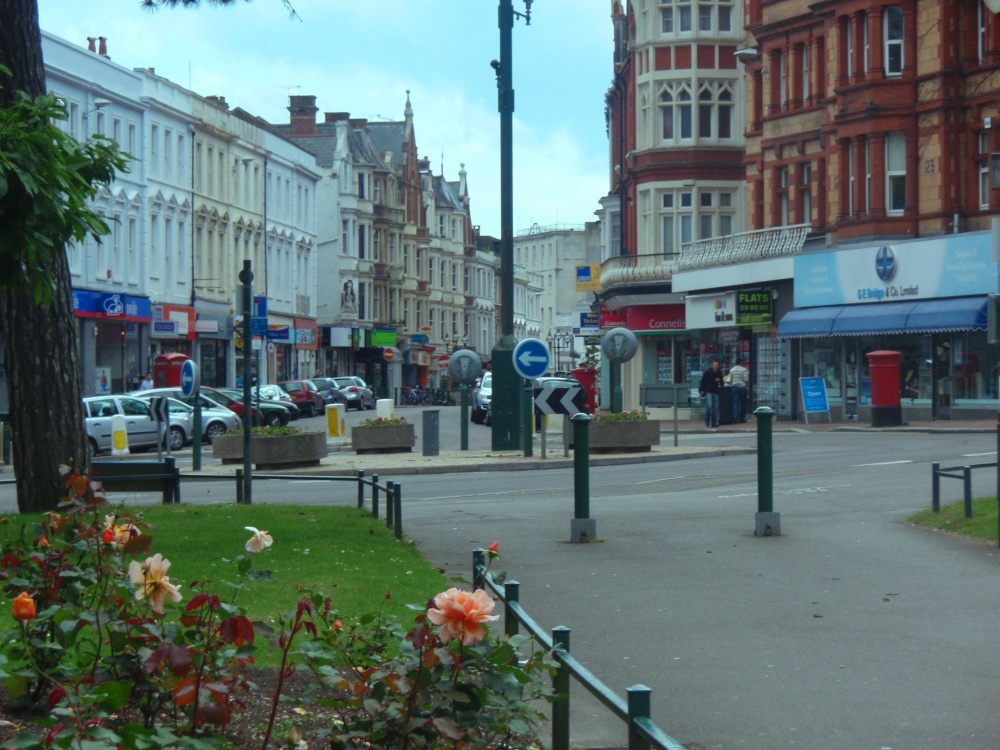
[866,350,902,427]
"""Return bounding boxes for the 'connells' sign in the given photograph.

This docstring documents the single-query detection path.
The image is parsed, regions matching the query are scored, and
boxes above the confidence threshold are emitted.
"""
[736,291,773,325]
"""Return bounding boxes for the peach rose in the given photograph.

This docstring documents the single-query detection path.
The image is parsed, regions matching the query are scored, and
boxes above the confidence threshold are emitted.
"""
[245,526,273,554]
[426,588,498,645]
[127,553,182,614]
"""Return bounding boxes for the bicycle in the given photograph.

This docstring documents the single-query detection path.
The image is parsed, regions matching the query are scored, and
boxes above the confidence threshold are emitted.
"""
[404,387,433,406]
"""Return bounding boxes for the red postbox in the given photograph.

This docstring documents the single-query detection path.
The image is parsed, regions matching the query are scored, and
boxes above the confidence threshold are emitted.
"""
[153,352,191,388]
[571,367,598,414]
[866,350,902,427]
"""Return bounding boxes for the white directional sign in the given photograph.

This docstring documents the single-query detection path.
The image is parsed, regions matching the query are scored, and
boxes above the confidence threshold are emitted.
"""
[513,338,550,379]
[151,396,170,424]
[534,384,586,416]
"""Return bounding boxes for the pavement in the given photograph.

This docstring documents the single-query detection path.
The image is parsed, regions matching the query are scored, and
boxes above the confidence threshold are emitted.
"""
[180,415,998,479]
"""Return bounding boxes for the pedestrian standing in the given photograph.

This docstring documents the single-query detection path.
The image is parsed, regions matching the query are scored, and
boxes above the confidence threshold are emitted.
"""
[139,372,154,391]
[699,359,724,428]
[728,359,749,423]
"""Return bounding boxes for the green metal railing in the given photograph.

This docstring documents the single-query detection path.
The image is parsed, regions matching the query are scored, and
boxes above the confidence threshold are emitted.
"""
[930,461,995,518]
[473,549,686,750]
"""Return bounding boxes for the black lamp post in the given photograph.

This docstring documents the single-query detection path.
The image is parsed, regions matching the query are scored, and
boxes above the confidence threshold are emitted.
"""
[491,0,533,451]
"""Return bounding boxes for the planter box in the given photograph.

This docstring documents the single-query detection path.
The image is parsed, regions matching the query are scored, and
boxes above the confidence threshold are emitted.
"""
[571,419,660,453]
[351,423,416,454]
[212,431,328,469]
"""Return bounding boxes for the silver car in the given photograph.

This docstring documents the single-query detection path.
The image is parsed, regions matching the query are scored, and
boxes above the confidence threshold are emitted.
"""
[331,376,376,410]
[132,389,242,443]
[83,395,163,456]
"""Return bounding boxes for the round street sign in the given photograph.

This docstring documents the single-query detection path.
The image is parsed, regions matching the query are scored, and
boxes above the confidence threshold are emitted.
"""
[179,359,200,398]
[601,327,639,362]
[513,338,550,379]
[438,354,450,368]
[383,348,394,362]
[448,349,483,384]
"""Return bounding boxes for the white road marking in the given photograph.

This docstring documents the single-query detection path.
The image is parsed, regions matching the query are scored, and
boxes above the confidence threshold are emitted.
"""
[962,452,997,457]
[854,460,912,467]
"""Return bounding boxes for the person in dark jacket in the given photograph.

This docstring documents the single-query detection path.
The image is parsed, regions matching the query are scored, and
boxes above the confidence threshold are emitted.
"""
[699,359,724,428]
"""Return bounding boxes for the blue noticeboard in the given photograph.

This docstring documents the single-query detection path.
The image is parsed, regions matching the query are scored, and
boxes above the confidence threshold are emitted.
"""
[799,377,831,423]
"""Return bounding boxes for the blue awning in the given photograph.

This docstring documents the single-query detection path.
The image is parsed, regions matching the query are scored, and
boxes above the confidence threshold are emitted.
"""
[777,297,988,338]
[775,306,839,338]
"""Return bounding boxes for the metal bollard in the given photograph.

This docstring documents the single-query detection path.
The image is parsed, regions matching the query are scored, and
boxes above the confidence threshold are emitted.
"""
[964,466,972,518]
[356,469,365,509]
[371,473,379,517]
[932,462,941,512]
[570,413,596,543]
[551,627,571,750]
[384,480,393,526]
[754,406,780,536]
[392,483,402,540]
[422,410,440,456]
[627,685,653,750]
[236,469,244,505]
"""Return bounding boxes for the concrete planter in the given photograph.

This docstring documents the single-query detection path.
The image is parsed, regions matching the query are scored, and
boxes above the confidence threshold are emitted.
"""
[351,423,416,454]
[572,419,661,453]
[212,431,328,469]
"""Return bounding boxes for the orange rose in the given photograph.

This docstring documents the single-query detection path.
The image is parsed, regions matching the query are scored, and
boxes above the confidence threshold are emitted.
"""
[12,592,36,622]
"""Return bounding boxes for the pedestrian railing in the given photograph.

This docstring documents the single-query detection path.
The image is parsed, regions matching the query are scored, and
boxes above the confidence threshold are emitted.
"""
[931,461,996,517]
[473,549,686,750]
[226,469,404,540]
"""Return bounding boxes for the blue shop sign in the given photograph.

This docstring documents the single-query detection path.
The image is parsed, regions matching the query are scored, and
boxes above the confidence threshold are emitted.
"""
[72,289,151,321]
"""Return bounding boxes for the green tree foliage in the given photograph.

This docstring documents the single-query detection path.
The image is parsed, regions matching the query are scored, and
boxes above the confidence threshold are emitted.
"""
[0,78,129,305]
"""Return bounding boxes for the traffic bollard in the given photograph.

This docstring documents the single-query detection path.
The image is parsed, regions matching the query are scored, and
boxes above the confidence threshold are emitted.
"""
[570,413,596,543]
[422,410,439,456]
[754,406,780,536]
[460,383,469,451]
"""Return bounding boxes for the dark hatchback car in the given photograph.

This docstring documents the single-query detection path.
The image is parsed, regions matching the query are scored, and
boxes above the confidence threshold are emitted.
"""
[277,379,325,417]
[309,377,349,407]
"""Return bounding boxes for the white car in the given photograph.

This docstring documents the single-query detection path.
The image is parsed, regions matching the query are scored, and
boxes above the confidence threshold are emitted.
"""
[83,395,163,456]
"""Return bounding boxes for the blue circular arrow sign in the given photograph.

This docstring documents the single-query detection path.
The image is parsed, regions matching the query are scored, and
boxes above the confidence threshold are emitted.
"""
[179,359,200,398]
[512,338,550,379]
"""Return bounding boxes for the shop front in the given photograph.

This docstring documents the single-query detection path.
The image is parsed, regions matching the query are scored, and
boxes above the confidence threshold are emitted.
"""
[194,303,233,389]
[778,235,999,420]
[73,290,151,396]
[150,304,195,360]
[267,317,295,382]
[294,318,319,379]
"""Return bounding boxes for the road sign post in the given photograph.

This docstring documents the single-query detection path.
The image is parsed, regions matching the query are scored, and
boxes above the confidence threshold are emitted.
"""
[181,360,202,471]
[448,350,483,452]
[239,261,254,504]
[512,339,550,458]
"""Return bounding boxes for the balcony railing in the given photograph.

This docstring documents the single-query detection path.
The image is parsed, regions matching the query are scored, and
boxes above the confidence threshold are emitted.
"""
[677,224,809,271]
[599,225,809,291]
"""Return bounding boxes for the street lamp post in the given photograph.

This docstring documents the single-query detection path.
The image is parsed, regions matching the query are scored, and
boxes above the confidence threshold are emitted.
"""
[491,0,532,451]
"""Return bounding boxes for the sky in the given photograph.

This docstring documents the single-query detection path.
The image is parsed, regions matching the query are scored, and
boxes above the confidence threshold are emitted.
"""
[36,0,614,238]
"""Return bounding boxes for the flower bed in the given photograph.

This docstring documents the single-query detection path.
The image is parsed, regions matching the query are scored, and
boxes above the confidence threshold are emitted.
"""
[351,420,415,454]
[571,413,660,453]
[212,429,328,469]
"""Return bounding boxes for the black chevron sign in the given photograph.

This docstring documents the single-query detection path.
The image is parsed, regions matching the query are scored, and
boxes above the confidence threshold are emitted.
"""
[533,385,586,416]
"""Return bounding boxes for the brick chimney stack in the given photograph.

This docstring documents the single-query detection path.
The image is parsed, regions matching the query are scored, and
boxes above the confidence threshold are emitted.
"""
[348,118,368,130]
[324,112,350,123]
[87,37,96,53]
[288,95,318,136]
[98,36,108,56]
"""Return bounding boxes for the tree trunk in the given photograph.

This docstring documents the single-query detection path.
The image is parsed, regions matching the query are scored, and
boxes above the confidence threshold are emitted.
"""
[0,0,90,512]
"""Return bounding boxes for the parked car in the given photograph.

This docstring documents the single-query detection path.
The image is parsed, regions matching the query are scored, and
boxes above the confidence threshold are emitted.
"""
[83,395,163,456]
[310,377,349,407]
[130,387,242,442]
[253,384,293,404]
[471,372,492,425]
[222,387,300,421]
[200,385,292,427]
[277,379,325,417]
[212,388,299,427]
[331,376,376,410]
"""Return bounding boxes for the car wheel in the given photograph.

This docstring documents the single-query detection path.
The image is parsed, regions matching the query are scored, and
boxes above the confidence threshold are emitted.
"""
[264,412,282,428]
[88,438,99,457]
[205,421,227,442]
[168,426,185,451]
[304,404,314,417]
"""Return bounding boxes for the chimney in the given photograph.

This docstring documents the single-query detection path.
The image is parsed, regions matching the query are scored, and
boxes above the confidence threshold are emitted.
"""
[324,112,350,123]
[206,95,229,109]
[288,94,318,136]
[348,118,368,130]
[98,36,108,57]
[87,37,96,53]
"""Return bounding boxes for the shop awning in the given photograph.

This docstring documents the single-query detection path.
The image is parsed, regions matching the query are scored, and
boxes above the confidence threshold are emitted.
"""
[777,297,988,338]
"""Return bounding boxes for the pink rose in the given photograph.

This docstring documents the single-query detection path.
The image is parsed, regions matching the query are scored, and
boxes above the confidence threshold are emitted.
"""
[426,588,498,645]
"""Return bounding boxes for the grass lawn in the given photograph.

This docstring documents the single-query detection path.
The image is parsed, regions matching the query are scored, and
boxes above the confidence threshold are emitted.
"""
[0,503,449,665]
[908,496,1000,544]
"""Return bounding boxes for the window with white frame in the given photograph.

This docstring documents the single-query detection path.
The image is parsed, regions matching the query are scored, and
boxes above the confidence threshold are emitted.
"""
[404,298,411,328]
[719,192,735,235]
[847,141,856,215]
[373,229,381,261]
[886,132,906,213]
[862,12,870,71]
[417,249,425,277]
[698,82,734,140]
[440,259,447,286]
[884,7,903,76]
[800,164,812,225]
[659,84,693,141]
[779,167,790,225]
[979,132,991,209]
[428,256,435,283]
[404,244,411,274]
[979,1,988,63]
[864,138,872,213]
[778,49,787,108]
[416,301,424,329]
[452,262,458,290]
[846,15,855,77]
[801,44,810,101]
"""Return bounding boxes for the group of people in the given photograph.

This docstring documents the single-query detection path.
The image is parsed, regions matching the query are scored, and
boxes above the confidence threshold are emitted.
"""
[698,359,750,428]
